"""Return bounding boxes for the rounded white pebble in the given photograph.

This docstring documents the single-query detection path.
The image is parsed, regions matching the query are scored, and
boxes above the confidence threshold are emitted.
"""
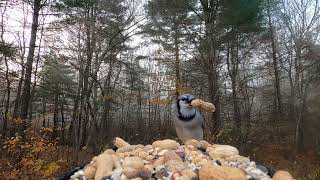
[120,174,128,180]
[155,165,165,172]
[78,170,84,176]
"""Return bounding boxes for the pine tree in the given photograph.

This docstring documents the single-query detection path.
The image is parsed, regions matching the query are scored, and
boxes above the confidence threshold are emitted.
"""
[144,0,196,96]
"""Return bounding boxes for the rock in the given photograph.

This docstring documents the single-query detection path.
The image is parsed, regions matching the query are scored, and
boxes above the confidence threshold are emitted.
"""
[112,154,122,169]
[83,165,96,179]
[181,168,197,179]
[175,148,185,160]
[103,149,116,154]
[144,145,153,152]
[111,168,122,180]
[139,168,152,179]
[186,144,197,150]
[100,176,111,180]
[186,149,206,164]
[68,137,293,180]
[198,159,211,167]
[256,164,269,174]
[120,174,128,180]
[155,165,165,172]
[138,151,148,159]
[78,170,84,176]
[225,155,250,164]
[245,166,270,180]
[146,155,154,161]
[131,178,142,180]
[152,139,179,150]
[95,153,114,180]
[215,160,221,166]
[113,137,131,148]
[199,165,246,180]
[272,170,294,180]
[158,149,169,156]
[154,167,169,179]
[123,167,140,179]
[197,147,207,153]
[199,140,211,149]
[171,171,183,179]
[185,139,200,148]
[116,145,144,153]
[163,150,183,162]
[165,160,186,172]
[144,164,154,172]
[153,156,165,167]
[207,145,239,159]
[122,156,144,170]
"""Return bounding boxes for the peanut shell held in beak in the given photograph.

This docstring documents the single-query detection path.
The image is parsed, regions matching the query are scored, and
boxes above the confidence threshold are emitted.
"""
[191,99,216,112]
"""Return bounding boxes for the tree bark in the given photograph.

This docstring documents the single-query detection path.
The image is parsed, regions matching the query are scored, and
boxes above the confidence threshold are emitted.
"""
[42,99,46,128]
[12,1,28,119]
[295,98,305,154]
[226,40,241,130]
[28,16,45,123]
[267,0,282,114]
[60,97,65,144]
[20,0,41,134]
[2,57,10,135]
[101,59,114,135]
[201,0,221,135]
[70,25,83,150]
[12,64,24,119]
[79,7,96,147]
[174,29,181,96]
[53,94,59,139]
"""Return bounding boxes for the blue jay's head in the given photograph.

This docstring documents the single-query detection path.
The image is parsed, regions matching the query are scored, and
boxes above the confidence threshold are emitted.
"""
[178,94,196,108]
[176,94,197,121]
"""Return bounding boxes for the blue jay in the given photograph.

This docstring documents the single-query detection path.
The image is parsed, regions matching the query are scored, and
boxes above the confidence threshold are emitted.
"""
[171,94,205,142]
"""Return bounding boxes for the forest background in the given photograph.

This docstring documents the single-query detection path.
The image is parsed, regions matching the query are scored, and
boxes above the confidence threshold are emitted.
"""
[0,0,319,179]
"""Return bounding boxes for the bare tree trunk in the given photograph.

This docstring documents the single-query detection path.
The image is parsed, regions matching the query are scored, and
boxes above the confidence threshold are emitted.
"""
[206,37,221,135]
[226,40,241,130]
[208,73,220,133]
[12,64,25,119]
[71,26,83,150]
[28,14,45,123]
[42,98,46,128]
[101,59,114,136]
[201,0,221,137]
[2,57,10,135]
[20,0,41,134]
[0,0,9,136]
[288,57,295,117]
[174,30,181,96]
[295,98,305,154]
[60,97,65,144]
[12,1,28,119]
[267,0,282,114]
[293,43,306,154]
[53,94,59,139]
[137,89,143,131]
[71,83,81,147]
[240,80,254,139]
[84,52,101,149]
[79,7,96,147]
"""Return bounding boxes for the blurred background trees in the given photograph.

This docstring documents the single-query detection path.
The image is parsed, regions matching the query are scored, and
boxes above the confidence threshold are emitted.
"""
[0,0,319,178]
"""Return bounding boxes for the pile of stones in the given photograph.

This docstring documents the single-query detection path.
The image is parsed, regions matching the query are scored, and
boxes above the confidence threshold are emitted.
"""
[69,137,294,180]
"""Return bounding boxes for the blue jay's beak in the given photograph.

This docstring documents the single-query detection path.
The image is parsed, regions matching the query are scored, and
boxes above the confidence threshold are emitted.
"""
[188,98,196,106]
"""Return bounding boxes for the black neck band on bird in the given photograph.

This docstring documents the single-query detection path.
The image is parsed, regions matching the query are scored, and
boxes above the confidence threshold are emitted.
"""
[176,99,196,121]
